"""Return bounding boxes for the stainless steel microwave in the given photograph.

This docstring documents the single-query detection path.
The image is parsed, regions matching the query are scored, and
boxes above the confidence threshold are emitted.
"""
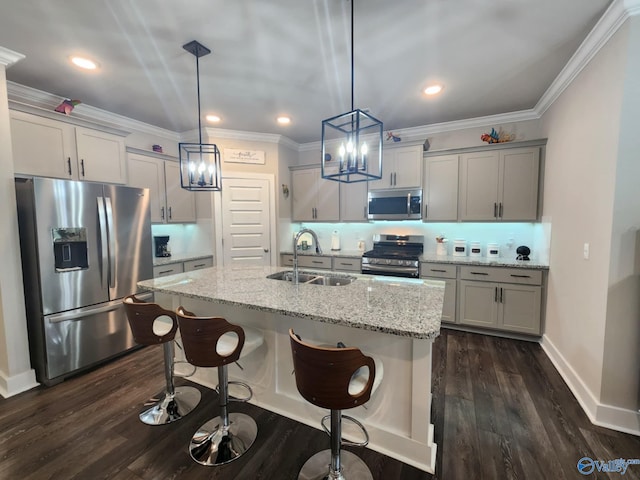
[367,189,422,220]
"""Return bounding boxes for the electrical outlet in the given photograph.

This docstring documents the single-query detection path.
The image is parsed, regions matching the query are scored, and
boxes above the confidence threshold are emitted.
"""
[583,242,590,260]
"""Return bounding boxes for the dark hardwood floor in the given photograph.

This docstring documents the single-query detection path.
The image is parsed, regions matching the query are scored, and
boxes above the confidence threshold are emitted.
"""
[1,329,638,479]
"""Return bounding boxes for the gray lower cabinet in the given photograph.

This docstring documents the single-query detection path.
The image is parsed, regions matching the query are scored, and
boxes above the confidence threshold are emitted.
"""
[420,263,457,323]
[153,256,213,278]
[280,254,361,272]
[457,265,542,335]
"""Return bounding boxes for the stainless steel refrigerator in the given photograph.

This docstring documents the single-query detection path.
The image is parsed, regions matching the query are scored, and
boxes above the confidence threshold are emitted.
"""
[15,177,153,385]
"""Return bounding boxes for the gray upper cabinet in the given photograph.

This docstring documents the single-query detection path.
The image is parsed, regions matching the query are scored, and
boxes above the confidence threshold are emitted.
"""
[11,110,127,184]
[369,144,422,190]
[339,181,368,222]
[459,146,540,221]
[128,151,196,223]
[291,167,339,222]
[423,154,459,221]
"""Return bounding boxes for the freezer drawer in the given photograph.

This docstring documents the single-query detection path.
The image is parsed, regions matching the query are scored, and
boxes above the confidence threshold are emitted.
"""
[41,299,139,384]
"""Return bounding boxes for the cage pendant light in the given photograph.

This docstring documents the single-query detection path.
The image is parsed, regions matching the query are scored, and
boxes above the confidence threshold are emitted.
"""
[321,0,383,183]
[179,40,222,191]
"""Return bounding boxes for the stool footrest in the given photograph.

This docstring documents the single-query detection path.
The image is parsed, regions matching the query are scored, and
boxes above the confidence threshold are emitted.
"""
[215,380,253,402]
[321,414,369,447]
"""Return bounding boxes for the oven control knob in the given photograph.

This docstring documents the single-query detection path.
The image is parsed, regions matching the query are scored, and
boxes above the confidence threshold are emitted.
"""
[385,259,392,265]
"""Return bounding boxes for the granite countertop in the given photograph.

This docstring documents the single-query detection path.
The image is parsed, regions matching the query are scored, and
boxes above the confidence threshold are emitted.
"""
[419,253,549,270]
[138,265,444,339]
[153,253,213,267]
[280,250,364,259]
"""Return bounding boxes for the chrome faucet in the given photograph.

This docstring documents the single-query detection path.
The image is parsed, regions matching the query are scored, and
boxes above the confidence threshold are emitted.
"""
[293,228,322,284]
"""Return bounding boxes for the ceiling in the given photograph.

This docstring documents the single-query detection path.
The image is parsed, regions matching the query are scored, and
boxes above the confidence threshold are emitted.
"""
[0,0,613,144]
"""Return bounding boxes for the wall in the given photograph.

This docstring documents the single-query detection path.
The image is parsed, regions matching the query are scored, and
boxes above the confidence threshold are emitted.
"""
[0,50,37,397]
[539,22,628,420]
[600,15,640,426]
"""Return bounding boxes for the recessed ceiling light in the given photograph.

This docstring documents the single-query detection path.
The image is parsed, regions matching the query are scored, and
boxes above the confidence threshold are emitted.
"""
[206,114,221,123]
[277,116,291,125]
[424,84,443,96]
[70,56,98,70]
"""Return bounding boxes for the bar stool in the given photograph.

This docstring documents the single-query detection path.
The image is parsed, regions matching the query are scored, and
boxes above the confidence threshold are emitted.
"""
[289,329,378,480]
[123,294,201,425]
[176,306,264,466]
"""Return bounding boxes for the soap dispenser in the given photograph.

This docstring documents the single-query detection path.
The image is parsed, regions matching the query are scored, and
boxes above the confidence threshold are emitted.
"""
[331,230,341,251]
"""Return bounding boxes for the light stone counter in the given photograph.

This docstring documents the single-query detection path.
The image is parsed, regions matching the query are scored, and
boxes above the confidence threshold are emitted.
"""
[138,265,443,473]
[153,253,213,267]
[138,265,443,339]
[420,253,549,270]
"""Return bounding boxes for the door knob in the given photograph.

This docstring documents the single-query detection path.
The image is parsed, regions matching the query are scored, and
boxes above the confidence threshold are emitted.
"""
[264,248,269,253]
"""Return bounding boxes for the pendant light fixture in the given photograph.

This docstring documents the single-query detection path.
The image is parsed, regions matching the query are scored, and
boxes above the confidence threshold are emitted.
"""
[321,0,383,183]
[179,40,222,191]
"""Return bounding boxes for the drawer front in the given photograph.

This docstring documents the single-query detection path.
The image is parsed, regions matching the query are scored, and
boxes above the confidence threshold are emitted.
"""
[333,257,361,272]
[460,265,542,285]
[184,257,213,272]
[281,254,294,267]
[420,263,456,279]
[298,255,332,270]
[153,264,184,278]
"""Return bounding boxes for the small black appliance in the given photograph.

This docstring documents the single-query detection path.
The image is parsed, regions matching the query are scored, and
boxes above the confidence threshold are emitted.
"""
[516,245,531,261]
[154,236,171,257]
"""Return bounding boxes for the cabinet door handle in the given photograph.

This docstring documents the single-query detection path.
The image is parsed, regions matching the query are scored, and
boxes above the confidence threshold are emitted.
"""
[430,269,447,272]
[393,172,397,186]
[389,172,393,185]
[424,204,428,219]
[499,202,503,218]
[364,206,367,219]
[339,262,353,266]
[159,269,173,275]
[67,157,72,175]
[494,287,498,302]
[493,202,497,218]
[500,287,504,303]
[168,206,172,220]
[470,271,489,276]
[80,159,85,177]
[161,206,165,220]
[510,274,531,278]
[311,260,323,264]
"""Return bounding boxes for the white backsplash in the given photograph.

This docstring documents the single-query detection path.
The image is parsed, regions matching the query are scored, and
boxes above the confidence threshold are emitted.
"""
[151,220,214,257]
[285,221,550,263]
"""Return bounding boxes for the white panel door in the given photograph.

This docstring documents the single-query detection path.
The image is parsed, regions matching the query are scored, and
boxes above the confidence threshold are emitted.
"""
[222,178,272,267]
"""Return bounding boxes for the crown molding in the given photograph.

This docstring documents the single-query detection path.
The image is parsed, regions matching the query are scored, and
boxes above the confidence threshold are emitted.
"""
[7,81,179,141]
[0,47,24,67]
[298,109,539,152]
[189,126,298,149]
[535,0,639,116]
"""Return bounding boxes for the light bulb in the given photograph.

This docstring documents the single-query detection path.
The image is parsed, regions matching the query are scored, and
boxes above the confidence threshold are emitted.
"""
[189,161,196,172]
[346,141,354,153]
[208,164,215,174]
[198,162,205,174]
[339,144,346,157]
[361,142,368,155]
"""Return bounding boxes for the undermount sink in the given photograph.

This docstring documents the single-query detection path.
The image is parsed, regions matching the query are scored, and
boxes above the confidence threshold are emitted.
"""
[267,270,356,286]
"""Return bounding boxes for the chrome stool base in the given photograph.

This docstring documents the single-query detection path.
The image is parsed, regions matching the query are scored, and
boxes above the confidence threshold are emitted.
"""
[138,386,201,426]
[298,450,373,480]
[189,412,258,466]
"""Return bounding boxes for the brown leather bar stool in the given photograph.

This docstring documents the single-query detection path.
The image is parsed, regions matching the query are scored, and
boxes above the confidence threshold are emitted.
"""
[176,306,264,466]
[123,294,201,425]
[290,329,376,480]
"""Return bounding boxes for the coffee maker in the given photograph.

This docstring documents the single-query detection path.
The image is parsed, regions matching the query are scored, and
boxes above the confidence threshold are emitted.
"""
[154,236,171,257]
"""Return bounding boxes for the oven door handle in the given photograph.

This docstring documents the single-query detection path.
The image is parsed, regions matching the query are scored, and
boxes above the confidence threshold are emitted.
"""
[362,264,419,275]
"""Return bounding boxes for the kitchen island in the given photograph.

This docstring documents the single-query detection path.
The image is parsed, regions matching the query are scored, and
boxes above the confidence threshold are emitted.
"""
[138,266,444,473]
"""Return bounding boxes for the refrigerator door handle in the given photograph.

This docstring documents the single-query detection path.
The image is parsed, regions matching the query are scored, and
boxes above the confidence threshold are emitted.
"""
[104,196,117,290]
[97,197,109,289]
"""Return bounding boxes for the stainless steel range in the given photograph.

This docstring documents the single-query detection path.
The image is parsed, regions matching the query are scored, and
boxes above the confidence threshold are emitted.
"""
[361,234,424,278]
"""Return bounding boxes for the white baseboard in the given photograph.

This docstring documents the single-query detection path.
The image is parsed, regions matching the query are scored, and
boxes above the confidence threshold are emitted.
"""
[0,368,38,398]
[541,334,640,436]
